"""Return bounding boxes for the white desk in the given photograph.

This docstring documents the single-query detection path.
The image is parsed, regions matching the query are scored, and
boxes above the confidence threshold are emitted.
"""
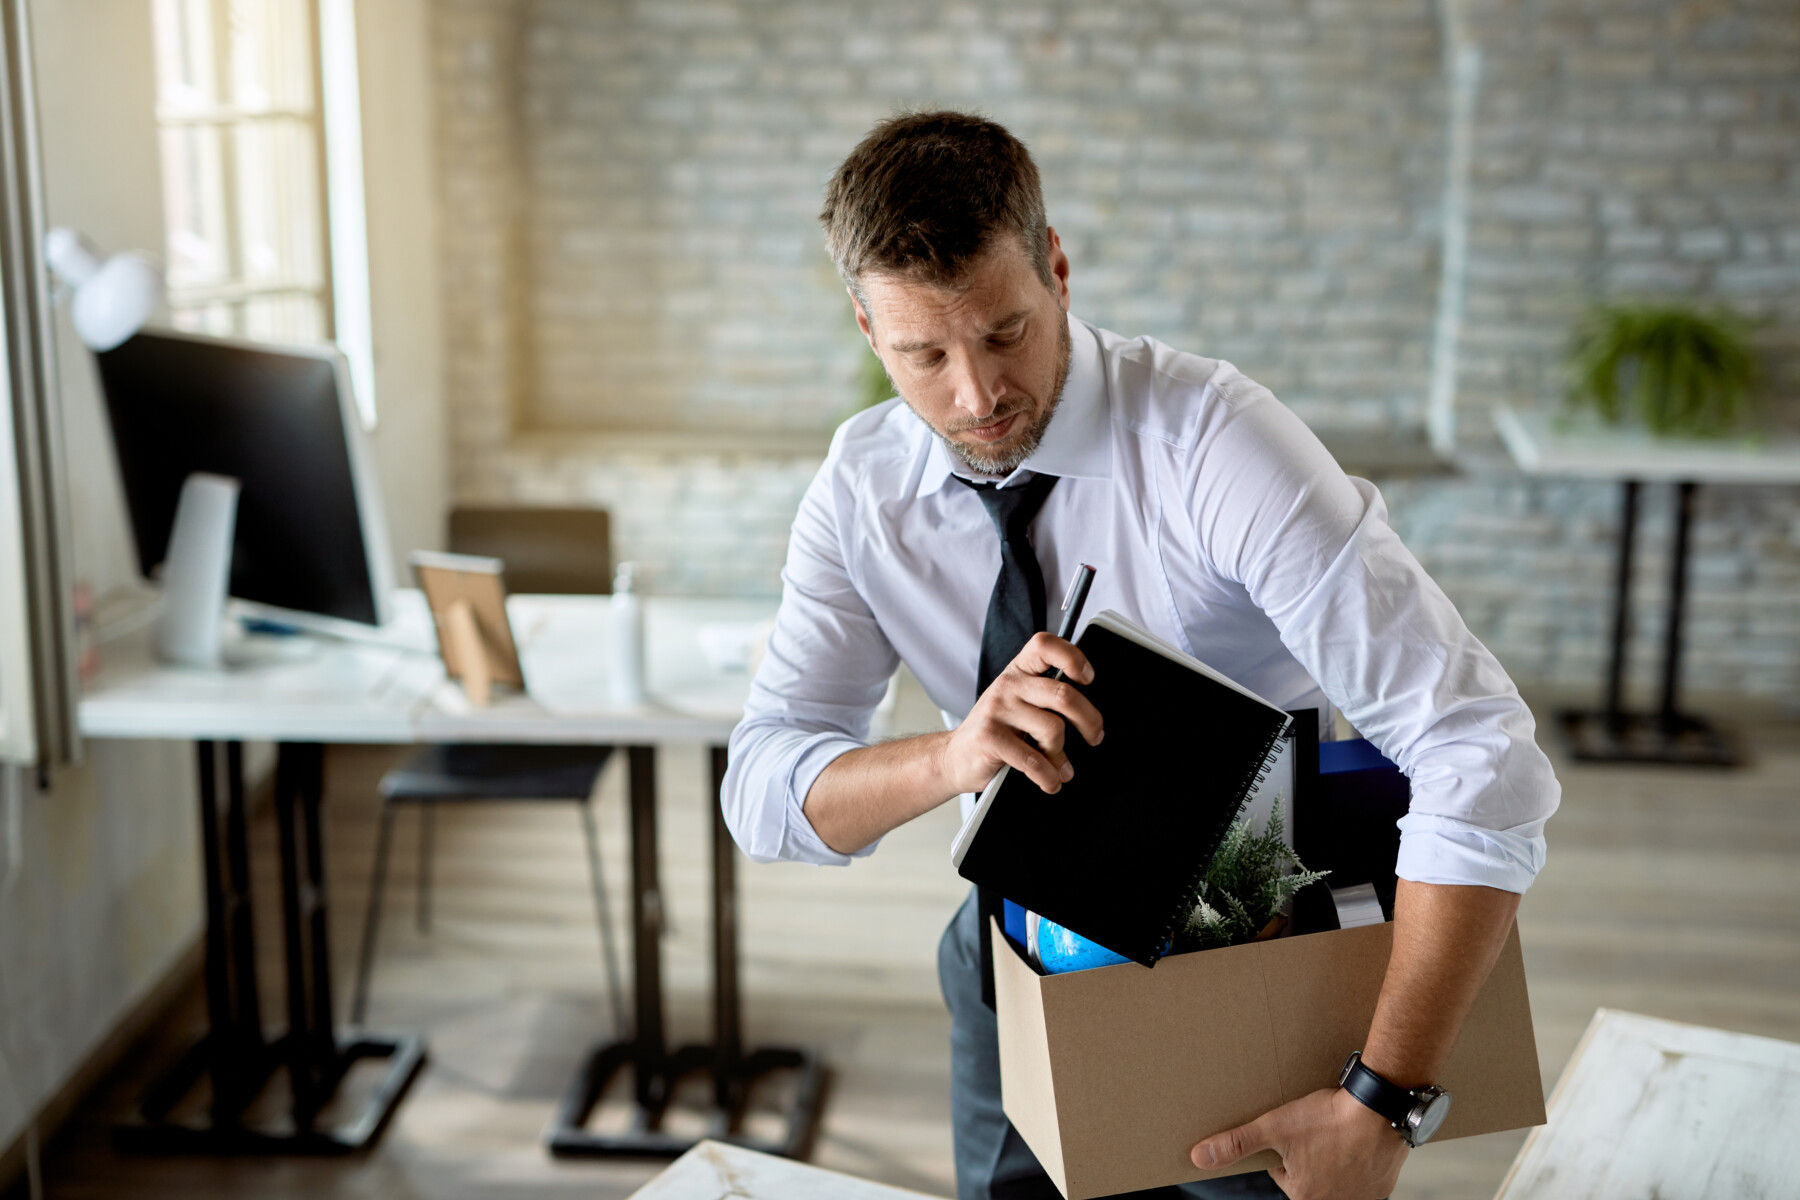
[1492,406,1800,766]
[1495,1009,1800,1199]
[82,591,771,745]
[81,593,822,1159]
[1493,404,1800,486]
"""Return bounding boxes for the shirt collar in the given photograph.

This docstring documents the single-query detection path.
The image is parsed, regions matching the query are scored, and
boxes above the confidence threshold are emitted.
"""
[915,313,1112,498]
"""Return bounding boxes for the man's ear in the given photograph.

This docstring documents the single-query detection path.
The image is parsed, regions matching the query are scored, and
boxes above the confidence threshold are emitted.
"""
[849,288,876,348]
[1045,227,1072,312]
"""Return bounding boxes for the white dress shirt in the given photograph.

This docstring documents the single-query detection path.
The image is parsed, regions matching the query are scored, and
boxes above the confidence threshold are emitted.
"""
[724,315,1559,892]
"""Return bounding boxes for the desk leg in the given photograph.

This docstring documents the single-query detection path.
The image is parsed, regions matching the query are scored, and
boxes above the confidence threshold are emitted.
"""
[118,741,275,1148]
[711,745,742,1109]
[271,742,427,1148]
[119,741,424,1154]
[628,745,667,1103]
[548,744,825,1160]
[1560,480,1737,766]
[1658,481,1696,732]
[1603,479,1640,732]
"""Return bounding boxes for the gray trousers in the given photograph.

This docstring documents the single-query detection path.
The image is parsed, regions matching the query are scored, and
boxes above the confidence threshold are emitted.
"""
[938,889,1285,1200]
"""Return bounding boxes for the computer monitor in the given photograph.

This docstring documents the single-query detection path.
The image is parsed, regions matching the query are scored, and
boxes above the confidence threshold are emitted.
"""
[94,329,395,629]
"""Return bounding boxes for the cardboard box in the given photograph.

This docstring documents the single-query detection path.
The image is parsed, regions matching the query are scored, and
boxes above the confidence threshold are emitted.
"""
[993,918,1545,1199]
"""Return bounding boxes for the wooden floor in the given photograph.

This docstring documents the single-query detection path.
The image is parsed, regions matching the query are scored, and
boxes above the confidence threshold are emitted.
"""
[21,683,1800,1200]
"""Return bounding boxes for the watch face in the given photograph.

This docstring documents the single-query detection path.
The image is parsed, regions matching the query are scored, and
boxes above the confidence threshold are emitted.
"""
[1410,1089,1452,1145]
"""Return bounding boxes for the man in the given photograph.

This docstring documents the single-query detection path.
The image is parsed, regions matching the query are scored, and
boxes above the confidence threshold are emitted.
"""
[723,111,1558,1200]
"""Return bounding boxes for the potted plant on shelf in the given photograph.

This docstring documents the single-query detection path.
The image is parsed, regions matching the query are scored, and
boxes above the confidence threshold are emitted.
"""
[1564,303,1760,438]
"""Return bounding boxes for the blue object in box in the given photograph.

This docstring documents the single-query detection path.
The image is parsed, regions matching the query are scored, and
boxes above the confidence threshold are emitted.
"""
[1003,900,1132,974]
[1003,898,1028,948]
[1032,915,1132,974]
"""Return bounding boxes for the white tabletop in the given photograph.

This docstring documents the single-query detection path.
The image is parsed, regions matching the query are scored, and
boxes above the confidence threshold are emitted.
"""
[1494,1009,1800,1200]
[79,591,776,746]
[629,1140,943,1199]
[1493,404,1800,485]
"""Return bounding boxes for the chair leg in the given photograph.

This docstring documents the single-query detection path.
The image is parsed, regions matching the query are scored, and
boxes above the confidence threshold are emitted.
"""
[417,803,435,934]
[579,797,627,1037]
[351,802,399,1027]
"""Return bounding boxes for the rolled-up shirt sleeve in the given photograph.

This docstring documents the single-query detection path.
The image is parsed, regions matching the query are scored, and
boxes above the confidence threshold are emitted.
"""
[723,439,900,866]
[1189,376,1559,894]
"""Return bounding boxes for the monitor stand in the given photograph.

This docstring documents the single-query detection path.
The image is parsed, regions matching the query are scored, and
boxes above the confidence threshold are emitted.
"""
[157,472,240,668]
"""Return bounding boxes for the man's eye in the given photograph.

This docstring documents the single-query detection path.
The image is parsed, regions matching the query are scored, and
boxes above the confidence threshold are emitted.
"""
[991,331,1024,347]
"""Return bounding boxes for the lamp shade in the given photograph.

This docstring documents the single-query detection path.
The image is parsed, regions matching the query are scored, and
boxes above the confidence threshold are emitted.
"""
[44,227,163,352]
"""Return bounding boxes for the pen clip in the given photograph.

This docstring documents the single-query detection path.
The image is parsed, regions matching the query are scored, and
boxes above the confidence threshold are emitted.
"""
[1061,564,1093,614]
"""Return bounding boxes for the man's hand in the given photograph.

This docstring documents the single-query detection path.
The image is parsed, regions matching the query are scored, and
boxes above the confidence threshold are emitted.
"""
[934,632,1105,796]
[801,632,1104,855]
[1192,1086,1405,1200]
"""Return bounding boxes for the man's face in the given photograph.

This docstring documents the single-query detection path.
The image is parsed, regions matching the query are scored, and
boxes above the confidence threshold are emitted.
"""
[853,230,1072,476]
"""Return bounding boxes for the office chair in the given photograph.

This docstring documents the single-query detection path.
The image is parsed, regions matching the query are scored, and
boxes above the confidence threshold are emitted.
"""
[349,507,626,1032]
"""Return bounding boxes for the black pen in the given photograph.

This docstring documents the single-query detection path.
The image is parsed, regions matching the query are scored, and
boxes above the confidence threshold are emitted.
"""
[1046,563,1097,682]
[1039,564,1097,771]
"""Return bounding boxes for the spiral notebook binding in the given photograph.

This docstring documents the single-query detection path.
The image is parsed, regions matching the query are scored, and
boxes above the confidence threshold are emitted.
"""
[1147,715,1294,965]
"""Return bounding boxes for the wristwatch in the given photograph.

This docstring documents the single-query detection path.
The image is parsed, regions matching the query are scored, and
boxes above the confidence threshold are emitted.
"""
[1338,1051,1452,1148]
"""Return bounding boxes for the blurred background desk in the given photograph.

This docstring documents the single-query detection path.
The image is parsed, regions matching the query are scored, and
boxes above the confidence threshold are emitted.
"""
[78,593,816,1159]
[1494,406,1800,765]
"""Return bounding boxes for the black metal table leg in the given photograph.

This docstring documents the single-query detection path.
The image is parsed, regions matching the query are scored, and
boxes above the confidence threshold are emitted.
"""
[1559,480,1738,766]
[549,744,824,1159]
[1604,479,1640,732]
[119,741,277,1147]
[118,741,426,1154]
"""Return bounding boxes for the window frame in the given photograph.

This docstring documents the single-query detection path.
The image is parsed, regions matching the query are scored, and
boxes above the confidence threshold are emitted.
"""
[151,0,376,427]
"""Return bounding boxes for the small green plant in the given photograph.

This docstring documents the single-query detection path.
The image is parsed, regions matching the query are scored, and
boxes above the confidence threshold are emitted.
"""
[1174,800,1329,953]
[1565,304,1759,438]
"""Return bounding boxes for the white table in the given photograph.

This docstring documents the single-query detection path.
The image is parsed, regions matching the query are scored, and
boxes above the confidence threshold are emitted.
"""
[1493,406,1800,766]
[631,1139,945,1199]
[1495,1009,1800,1199]
[82,593,823,1159]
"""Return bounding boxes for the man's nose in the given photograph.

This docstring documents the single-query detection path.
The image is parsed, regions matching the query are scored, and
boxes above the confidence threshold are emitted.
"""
[950,353,1002,418]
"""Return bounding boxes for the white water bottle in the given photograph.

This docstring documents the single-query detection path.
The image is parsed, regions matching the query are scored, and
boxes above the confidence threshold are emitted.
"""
[610,561,646,707]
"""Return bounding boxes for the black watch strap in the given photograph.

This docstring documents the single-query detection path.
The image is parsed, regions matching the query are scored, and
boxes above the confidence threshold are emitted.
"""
[1339,1051,1419,1130]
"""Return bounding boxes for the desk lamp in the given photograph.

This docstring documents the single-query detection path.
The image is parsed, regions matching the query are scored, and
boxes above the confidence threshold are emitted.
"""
[43,227,162,351]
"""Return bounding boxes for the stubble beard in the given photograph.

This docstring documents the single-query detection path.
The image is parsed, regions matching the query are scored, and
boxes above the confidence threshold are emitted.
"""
[935,316,1073,478]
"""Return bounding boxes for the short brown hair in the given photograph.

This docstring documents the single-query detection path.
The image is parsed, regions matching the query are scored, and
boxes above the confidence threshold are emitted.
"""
[820,110,1051,298]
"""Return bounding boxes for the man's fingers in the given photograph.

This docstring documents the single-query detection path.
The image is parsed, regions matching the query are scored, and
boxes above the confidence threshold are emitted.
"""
[1191,1117,1276,1170]
[1014,675,1105,746]
[992,731,1069,795]
[1011,632,1094,684]
[994,694,1069,759]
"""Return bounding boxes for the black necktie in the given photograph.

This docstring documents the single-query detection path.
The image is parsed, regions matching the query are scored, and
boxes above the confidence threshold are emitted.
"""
[958,471,1060,696]
[955,471,1059,1010]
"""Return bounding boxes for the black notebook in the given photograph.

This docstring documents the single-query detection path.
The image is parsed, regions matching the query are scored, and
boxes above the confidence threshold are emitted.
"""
[950,611,1294,968]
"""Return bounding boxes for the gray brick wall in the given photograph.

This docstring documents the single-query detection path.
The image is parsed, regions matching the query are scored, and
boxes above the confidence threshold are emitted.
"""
[433,0,1800,698]
[1456,0,1800,441]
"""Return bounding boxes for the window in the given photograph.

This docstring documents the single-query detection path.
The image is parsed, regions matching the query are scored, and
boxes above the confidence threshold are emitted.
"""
[150,0,375,424]
[151,0,329,343]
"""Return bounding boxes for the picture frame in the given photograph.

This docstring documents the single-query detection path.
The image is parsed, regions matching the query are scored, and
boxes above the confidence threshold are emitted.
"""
[410,549,524,705]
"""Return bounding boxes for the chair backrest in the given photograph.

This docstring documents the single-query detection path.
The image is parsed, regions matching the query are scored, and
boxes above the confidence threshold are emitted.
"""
[448,506,612,595]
